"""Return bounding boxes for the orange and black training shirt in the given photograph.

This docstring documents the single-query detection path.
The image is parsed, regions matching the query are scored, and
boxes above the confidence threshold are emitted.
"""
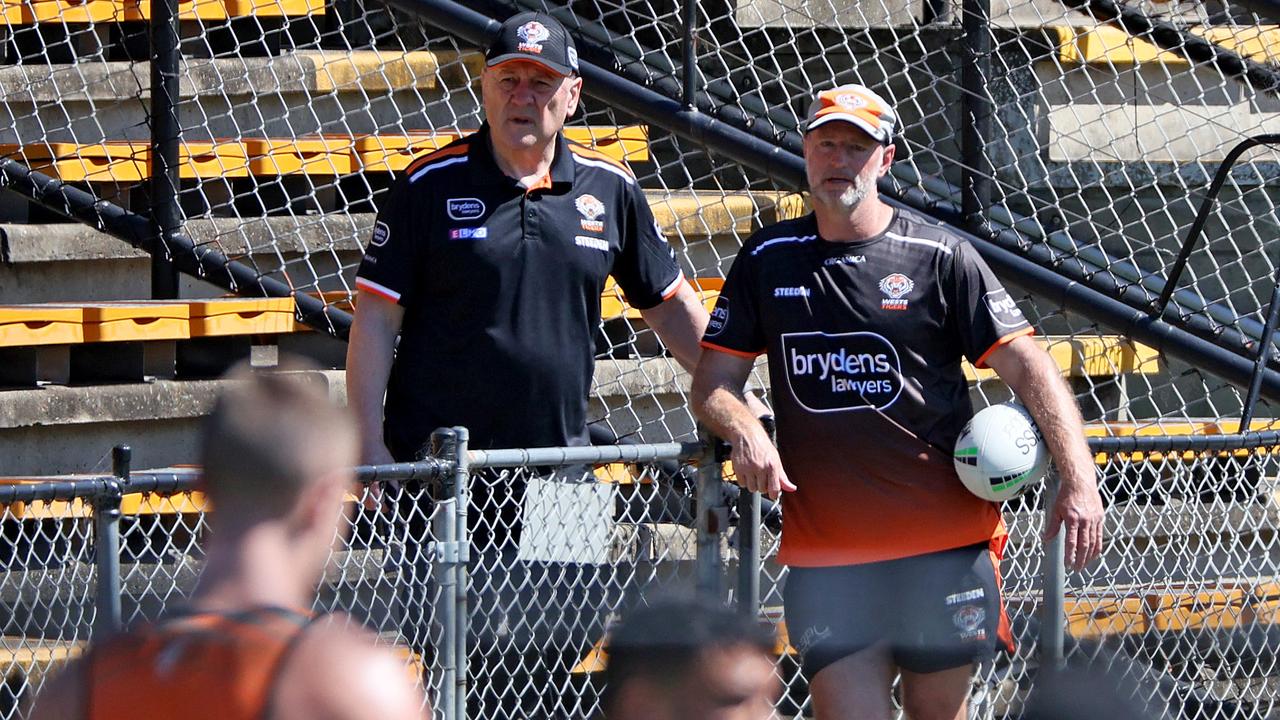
[85,605,316,720]
[702,208,1033,567]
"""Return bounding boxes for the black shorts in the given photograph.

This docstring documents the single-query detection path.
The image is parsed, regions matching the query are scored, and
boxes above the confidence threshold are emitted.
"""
[783,541,1010,677]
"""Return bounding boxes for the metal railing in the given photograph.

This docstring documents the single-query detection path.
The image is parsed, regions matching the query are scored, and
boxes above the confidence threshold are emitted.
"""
[7,428,1279,718]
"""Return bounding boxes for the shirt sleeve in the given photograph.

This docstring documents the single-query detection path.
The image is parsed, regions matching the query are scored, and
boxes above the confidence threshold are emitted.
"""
[700,244,765,358]
[355,176,422,307]
[946,240,1033,368]
[610,182,683,310]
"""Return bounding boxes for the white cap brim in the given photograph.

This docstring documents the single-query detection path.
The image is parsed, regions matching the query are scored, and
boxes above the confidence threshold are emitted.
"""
[805,113,891,144]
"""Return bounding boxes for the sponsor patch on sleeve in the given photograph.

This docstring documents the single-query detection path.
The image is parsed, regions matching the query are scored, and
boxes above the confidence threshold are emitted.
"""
[370,220,390,247]
[705,295,729,337]
[983,289,1026,329]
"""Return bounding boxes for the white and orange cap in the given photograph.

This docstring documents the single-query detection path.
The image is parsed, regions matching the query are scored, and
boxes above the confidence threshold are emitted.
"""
[803,84,897,145]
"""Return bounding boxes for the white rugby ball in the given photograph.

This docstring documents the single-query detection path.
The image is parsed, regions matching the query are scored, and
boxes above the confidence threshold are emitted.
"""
[953,401,1049,502]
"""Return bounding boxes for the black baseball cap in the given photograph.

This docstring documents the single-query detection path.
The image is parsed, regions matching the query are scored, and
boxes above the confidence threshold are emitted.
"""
[485,11,580,77]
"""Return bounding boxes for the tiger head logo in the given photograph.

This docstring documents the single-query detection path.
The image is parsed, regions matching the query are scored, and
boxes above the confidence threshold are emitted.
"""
[878,273,914,300]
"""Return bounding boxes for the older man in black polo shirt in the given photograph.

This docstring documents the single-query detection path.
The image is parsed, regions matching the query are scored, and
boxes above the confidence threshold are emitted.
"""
[346,10,757,716]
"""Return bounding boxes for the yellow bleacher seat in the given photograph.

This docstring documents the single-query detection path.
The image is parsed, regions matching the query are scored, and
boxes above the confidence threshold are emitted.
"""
[1052,25,1280,68]
[353,133,458,173]
[965,336,1161,381]
[0,141,147,183]
[1084,418,1280,462]
[73,302,191,343]
[563,125,650,163]
[181,141,251,179]
[0,305,84,348]
[188,297,296,337]
[245,136,356,176]
[0,127,648,183]
[0,0,321,24]
[1064,596,1149,639]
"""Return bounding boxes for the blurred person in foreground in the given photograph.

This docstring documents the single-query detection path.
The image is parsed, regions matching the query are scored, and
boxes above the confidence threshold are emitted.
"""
[600,597,779,720]
[30,362,428,720]
[690,83,1105,720]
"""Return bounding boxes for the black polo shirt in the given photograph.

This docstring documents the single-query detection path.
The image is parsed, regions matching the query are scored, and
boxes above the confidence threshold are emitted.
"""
[702,209,1033,566]
[355,123,683,454]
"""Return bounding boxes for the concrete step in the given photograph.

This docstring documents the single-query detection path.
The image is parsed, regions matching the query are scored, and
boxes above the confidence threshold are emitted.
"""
[0,331,1168,474]
[0,190,800,302]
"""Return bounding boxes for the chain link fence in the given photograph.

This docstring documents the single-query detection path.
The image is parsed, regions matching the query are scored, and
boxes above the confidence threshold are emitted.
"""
[8,437,1280,719]
[6,0,1280,717]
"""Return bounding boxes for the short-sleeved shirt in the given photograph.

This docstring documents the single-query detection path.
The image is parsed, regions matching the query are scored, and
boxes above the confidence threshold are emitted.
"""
[702,209,1033,567]
[356,123,683,453]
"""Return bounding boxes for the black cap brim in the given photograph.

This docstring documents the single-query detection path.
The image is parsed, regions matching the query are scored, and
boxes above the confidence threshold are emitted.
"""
[486,54,574,77]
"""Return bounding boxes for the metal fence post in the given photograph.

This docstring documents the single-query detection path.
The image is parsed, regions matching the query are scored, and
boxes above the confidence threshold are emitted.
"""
[94,445,128,637]
[735,490,760,616]
[149,0,182,298]
[450,427,469,720]
[427,428,460,720]
[696,425,726,601]
[736,416,771,617]
[961,0,993,236]
[1040,469,1066,671]
[680,0,699,110]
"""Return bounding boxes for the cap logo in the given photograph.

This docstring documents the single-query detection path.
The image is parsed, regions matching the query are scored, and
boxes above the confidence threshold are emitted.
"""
[835,92,868,109]
[517,21,550,53]
[566,46,579,71]
[575,194,605,220]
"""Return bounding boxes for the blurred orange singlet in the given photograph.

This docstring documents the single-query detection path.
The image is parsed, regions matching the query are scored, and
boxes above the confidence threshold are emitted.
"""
[85,606,316,719]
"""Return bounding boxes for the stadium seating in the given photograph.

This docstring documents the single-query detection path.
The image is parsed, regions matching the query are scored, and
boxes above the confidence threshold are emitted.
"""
[572,578,1280,675]
[1051,25,1280,67]
[0,127,650,185]
[0,298,298,384]
[0,0,323,23]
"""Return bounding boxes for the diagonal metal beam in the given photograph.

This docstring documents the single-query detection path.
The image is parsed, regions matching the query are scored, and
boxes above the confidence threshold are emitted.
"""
[0,158,353,338]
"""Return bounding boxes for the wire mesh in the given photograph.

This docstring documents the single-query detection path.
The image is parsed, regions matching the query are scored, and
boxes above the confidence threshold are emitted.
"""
[0,488,96,720]
[459,457,702,719]
[7,0,1280,716]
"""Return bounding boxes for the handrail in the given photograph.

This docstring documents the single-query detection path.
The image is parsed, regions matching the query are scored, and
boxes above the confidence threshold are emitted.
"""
[0,158,353,337]
[1156,134,1280,315]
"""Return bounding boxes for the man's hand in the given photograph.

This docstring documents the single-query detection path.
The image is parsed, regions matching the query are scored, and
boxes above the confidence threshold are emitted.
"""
[727,422,796,501]
[1045,467,1105,571]
[359,442,395,511]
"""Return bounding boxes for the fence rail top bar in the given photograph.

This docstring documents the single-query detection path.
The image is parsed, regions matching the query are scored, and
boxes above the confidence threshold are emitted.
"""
[0,476,117,503]
[354,459,455,482]
[468,442,704,468]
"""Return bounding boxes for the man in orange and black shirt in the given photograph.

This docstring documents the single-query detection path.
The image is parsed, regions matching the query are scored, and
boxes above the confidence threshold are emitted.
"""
[691,84,1104,719]
[30,363,428,720]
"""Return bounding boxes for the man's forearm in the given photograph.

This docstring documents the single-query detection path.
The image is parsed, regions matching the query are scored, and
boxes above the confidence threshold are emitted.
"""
[694,378,767,448]
[641,282,707,374]
[1014,353,1094,484]
[345,302,401,458]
